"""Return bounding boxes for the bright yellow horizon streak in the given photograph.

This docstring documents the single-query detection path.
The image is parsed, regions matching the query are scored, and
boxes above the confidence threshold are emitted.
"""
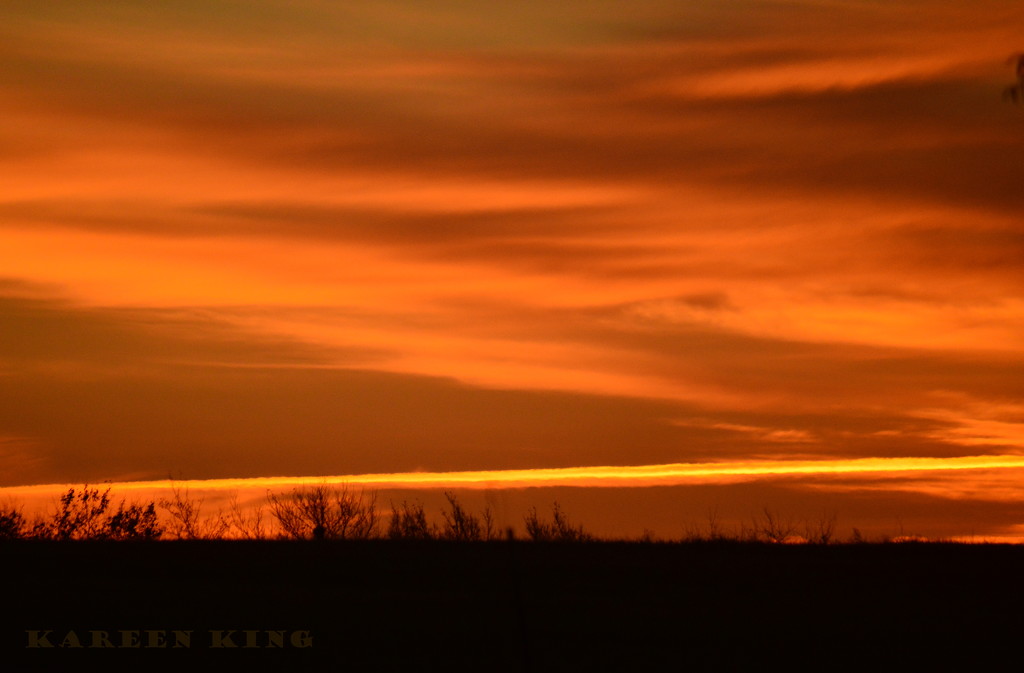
[5,454,1024,497]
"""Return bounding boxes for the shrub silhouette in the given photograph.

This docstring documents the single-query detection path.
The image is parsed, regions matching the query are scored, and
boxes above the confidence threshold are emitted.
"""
[51,486,113,540]
[682,506,730,542]
[524,502,591,542]
[105,501,164,540]
[27,486,164,540]
[0,503,25,540]
[804,511,838,545]
[331,486,378,539]
[752,507,799,544]
[439,491,496,541]
[0,484,951,545]
[159,482,227,540]
[388,500,435,540]
[225,494,266,539]
[268,484,378,540]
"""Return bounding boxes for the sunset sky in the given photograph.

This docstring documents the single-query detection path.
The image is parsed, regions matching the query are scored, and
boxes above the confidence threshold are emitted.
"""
[2,0,1023,539]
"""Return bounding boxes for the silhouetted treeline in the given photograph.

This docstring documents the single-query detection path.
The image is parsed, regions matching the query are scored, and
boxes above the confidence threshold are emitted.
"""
[1,486,162,540]
[0,483,957,543]
[0,484,589,543]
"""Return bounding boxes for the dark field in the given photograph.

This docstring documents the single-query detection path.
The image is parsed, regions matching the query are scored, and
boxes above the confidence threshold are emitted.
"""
[3,540,1023,671]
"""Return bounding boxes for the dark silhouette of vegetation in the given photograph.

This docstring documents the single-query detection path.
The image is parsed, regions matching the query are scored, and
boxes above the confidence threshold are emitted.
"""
[753,507,798,544]
[225,493,267,539]
[439,491,496,541]
[104,501,163,540]
[0,482,980,545]
[683,507,844,545]
[388,499,436,540]
[8,527,1020,671]
[804,510,838,545]
[159,482,227,540]
[524,502,591,542]
[24,486,163,540]
[0,502,26,539]
[683,506,728,542]
[52,485,113,540]
[268,484,378,540]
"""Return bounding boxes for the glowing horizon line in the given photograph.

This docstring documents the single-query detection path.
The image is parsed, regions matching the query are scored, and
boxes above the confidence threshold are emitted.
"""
[4,454,1024,495]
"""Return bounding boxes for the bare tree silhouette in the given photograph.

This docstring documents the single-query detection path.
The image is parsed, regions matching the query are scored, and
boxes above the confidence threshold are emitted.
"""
[803,510,838,545]
[387,499,436,540]
[268,484,378,540]
[439,491,496,541]
[159,481,228,540]
[753,507,798,544]
[226,493,266,539]
[524,502,591,542]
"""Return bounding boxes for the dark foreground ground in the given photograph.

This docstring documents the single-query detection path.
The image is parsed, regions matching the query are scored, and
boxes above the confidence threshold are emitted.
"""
[2,540,1023,672]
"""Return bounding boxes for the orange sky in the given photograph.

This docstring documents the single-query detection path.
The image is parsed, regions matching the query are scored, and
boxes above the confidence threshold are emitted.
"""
[1,0,1023,539]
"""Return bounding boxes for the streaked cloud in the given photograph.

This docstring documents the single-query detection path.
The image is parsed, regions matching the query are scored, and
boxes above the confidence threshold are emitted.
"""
[12,453,1024,492]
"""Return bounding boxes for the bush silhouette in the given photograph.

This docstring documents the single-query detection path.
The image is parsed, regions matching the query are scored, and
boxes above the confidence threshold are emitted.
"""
[105,501,164,540]
[524,502,591,542]
[51,485,112,540]
[268,484,378,540]
[439,491,496,541]
[26,486,164,540]
[0,483,952,545]
[0,503,25,540]
[159,482,227,540]
[225,494,267,539]
[804,511,838,545]
[752,507,798,544]
[388,500,436,540]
